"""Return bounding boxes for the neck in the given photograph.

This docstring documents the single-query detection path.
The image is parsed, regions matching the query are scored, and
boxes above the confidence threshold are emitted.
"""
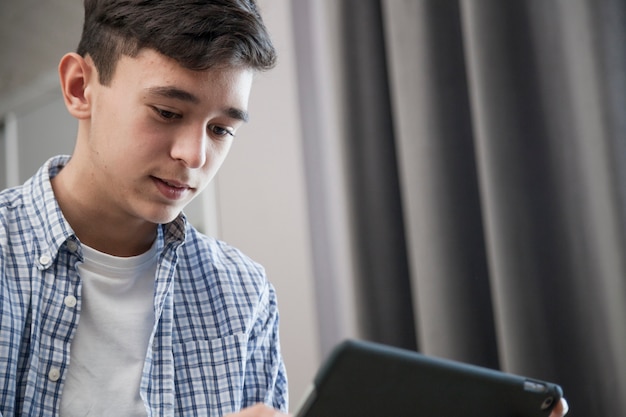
[72,221,157,257]
[51,161,158,257]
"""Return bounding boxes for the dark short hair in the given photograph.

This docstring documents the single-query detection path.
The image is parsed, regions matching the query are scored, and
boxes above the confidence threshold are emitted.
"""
[77,0,277,85]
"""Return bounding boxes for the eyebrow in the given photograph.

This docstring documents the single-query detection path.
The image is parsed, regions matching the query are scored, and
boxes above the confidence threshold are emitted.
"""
[145,86,249,123]
[146,86,200,104]
[225,107,250,123]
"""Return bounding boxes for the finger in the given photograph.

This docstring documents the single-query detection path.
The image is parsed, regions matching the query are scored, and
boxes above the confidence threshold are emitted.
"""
[549,397,569,417]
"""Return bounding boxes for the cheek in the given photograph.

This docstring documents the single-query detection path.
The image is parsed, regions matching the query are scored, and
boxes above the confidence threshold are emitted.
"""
[201,141,233,178]
[211,140,233,165]
[127,120,170,154]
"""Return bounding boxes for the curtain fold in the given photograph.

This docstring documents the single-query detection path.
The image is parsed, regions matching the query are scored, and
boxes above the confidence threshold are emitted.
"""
[339,0,417,350]
[381,0,498,368]
[460,0,580,375]
[334,0,626,415]
[458,1,626,415]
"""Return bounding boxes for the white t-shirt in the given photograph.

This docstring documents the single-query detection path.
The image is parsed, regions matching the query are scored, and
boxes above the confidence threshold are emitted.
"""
[60,242,158,417]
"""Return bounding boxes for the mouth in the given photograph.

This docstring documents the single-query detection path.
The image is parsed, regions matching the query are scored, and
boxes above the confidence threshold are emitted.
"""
[152,176,193,200]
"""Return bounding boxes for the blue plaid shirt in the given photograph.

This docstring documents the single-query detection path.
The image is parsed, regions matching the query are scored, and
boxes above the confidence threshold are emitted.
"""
[0,155,288,416]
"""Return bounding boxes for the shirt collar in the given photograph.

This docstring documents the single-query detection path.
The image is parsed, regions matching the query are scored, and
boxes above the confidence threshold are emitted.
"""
[161,212,187,251]
[24,155,76,261]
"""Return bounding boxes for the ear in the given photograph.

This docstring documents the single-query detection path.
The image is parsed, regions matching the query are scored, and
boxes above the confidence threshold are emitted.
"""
[58,53,96,119]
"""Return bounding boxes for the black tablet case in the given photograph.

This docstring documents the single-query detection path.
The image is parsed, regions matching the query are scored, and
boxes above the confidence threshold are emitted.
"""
[295,339,562,417]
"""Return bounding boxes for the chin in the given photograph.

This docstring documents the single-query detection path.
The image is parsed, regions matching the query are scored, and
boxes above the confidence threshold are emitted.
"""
[143,208,183,225]
[160,213,183,225]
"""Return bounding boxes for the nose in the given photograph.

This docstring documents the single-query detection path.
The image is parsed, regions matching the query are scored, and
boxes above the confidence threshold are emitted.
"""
[170,125,207,168]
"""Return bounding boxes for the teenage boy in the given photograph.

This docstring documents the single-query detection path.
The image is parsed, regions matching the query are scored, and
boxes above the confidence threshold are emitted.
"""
[0,0,288,415]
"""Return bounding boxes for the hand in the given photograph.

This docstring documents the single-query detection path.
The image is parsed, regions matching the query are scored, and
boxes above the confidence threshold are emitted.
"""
[224,403,290,417]
[549,398,569,417]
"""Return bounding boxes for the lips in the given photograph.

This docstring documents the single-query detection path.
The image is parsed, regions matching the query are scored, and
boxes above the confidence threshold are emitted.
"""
[152,176,193,200]
[161,178,188,188]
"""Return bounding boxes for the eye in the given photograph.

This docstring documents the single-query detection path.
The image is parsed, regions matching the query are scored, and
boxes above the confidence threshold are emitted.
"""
[152,106,181,121]
[208,124,235,138]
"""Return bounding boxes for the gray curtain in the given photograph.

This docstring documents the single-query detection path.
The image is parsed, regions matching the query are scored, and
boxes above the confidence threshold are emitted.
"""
[336,0,626,416]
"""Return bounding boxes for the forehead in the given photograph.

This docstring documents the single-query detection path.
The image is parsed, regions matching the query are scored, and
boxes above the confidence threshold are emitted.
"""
[107,49,255,103]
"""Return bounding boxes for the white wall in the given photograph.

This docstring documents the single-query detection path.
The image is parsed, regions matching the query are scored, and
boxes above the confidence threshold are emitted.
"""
[0,78,76,187]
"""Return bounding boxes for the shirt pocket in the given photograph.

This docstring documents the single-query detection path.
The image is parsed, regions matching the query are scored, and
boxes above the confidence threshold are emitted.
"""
[173,333,248,416]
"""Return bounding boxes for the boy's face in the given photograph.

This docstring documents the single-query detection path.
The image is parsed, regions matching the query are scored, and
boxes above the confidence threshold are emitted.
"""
[81,49,253,225]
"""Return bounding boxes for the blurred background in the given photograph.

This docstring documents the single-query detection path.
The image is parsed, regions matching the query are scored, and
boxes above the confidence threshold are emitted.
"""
[1,0,625,415]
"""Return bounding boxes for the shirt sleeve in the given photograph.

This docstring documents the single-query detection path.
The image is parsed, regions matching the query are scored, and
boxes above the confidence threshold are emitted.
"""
[242,281,289,412]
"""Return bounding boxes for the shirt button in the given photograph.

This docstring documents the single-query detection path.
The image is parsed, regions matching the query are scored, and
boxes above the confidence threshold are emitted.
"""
[39,254,52,266]
[67,241,79,252]
[64,295,77,308]
[48,367,61,382]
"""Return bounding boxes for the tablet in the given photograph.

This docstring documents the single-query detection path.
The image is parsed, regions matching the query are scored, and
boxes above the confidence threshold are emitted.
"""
[294,339,563,417]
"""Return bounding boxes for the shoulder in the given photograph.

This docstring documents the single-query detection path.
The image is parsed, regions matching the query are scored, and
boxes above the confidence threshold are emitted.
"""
[182,226,265,275]
[176,225,268,297]
[173,225,274,337]
[0,186,30,276]
[0,155,68,240]
[0,185,27,242]
[0,185,25,216]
